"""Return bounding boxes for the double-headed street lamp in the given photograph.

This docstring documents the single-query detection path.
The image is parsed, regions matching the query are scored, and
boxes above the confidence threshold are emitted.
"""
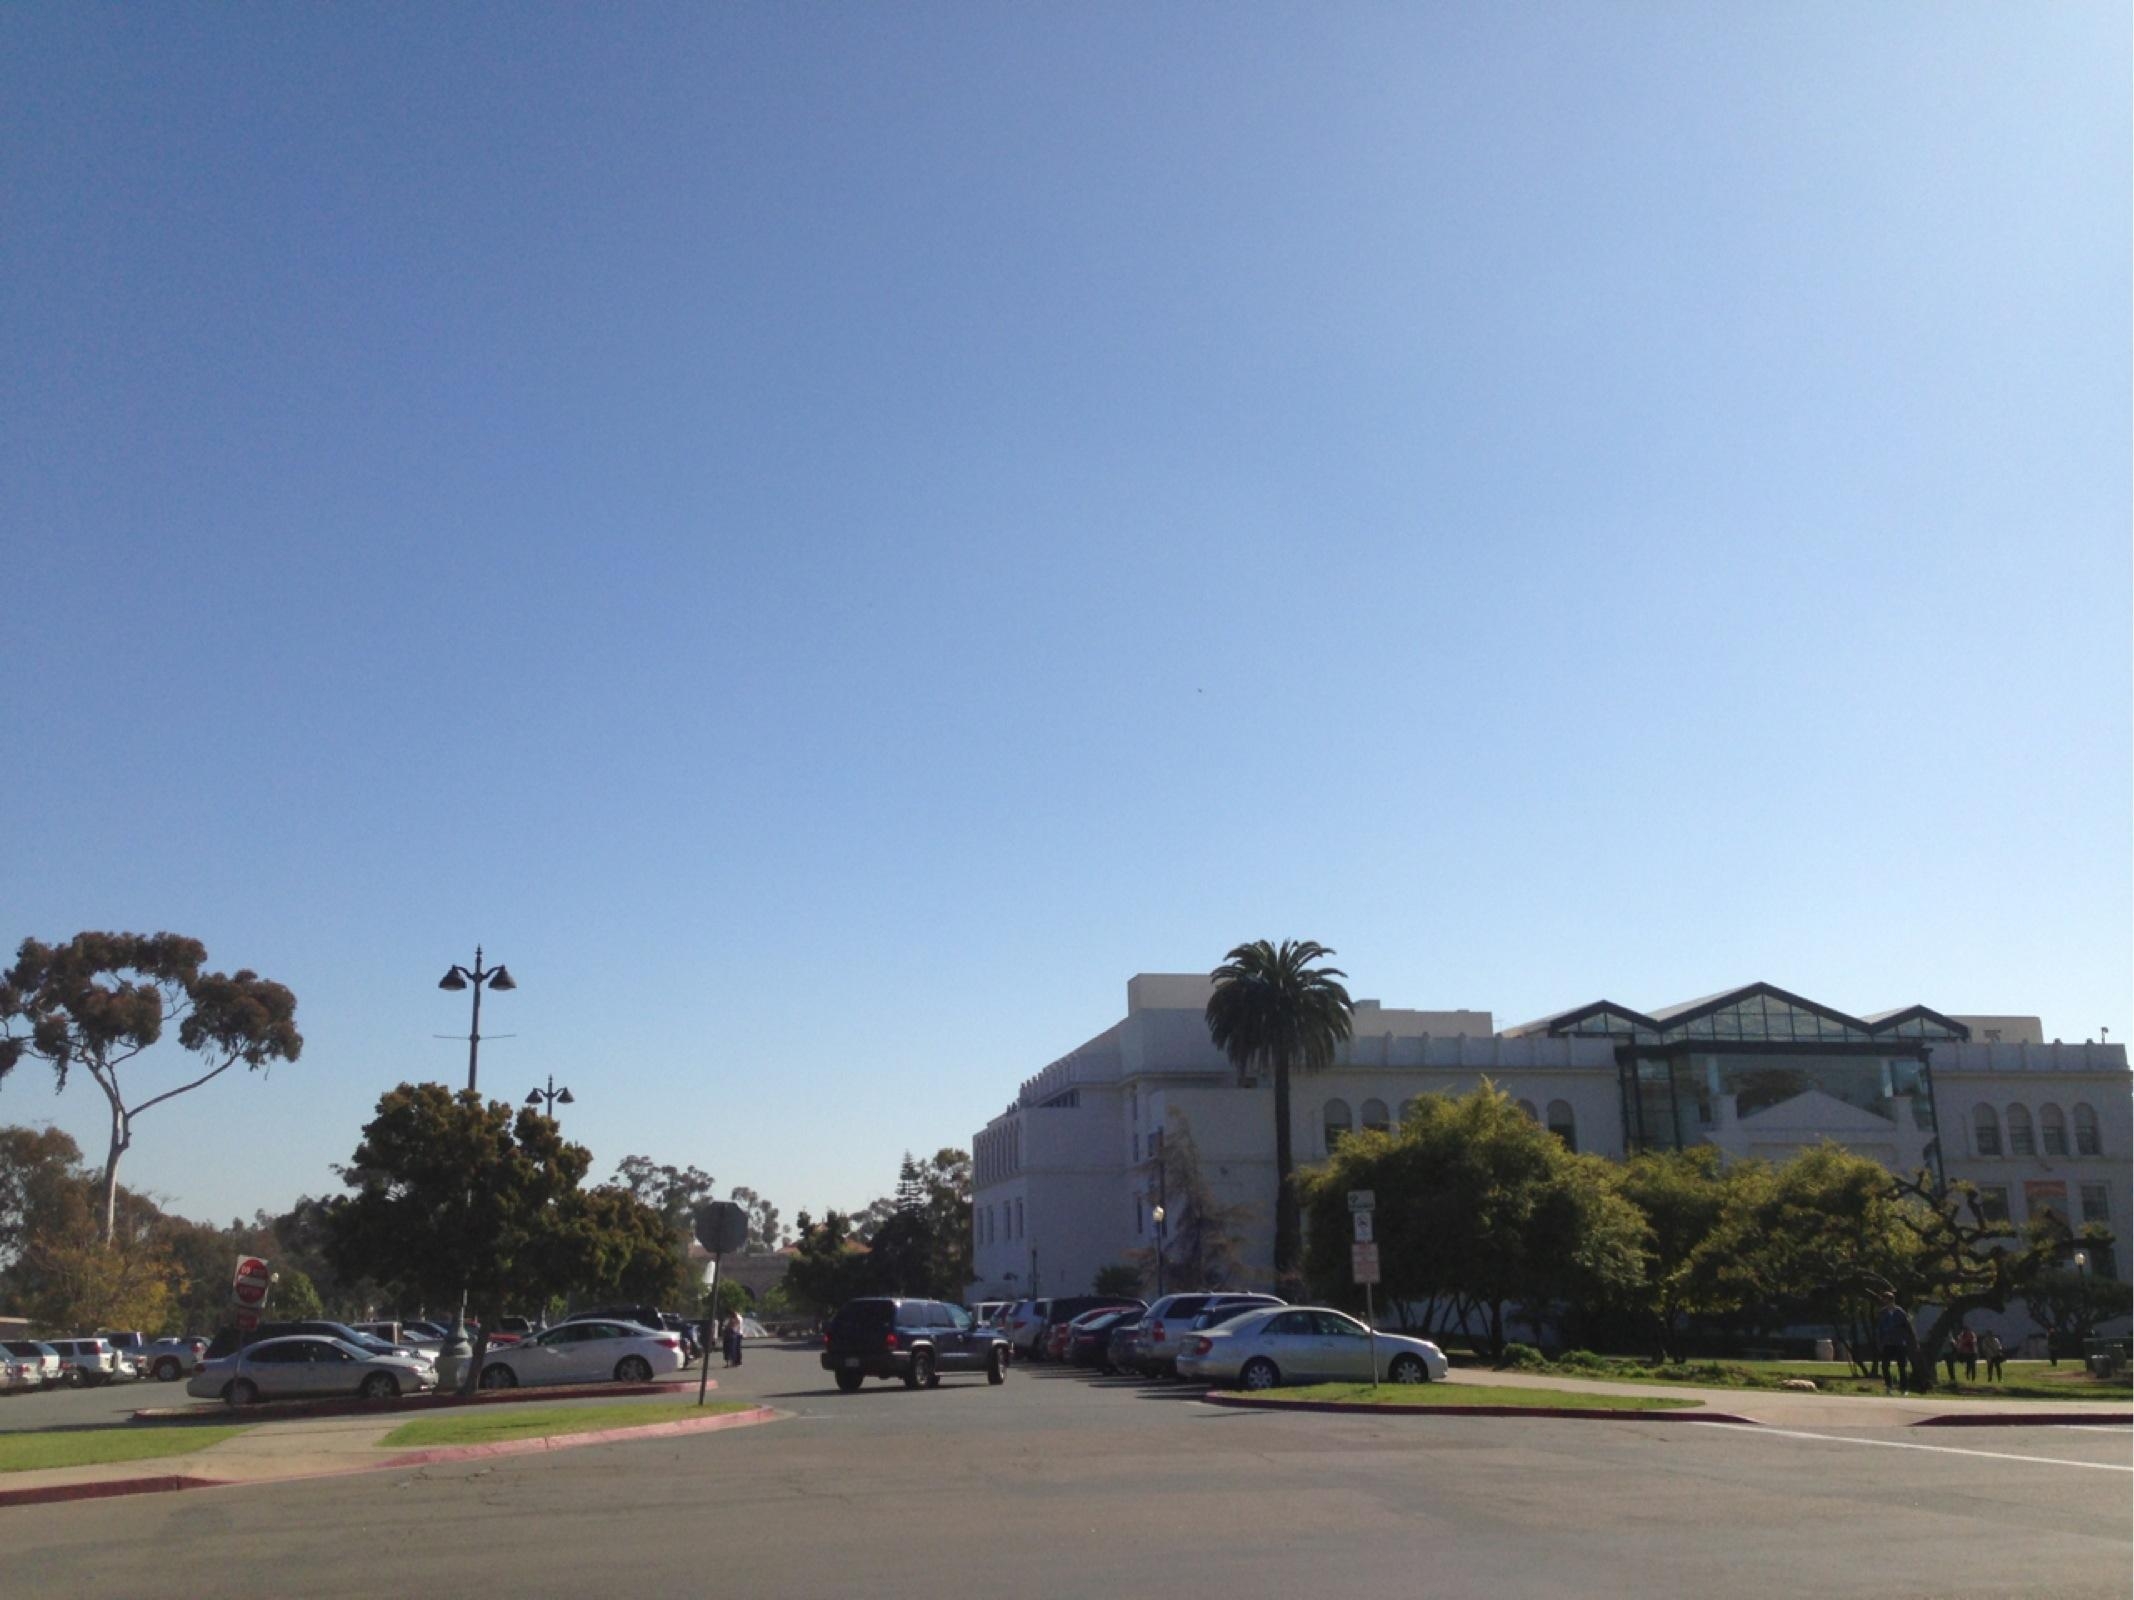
[437,945,515,1093]
[527,1074,574,1116]
[436,946,515,1389]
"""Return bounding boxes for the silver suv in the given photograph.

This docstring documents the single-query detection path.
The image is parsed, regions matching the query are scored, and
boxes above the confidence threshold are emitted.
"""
[46,1337,125,1386]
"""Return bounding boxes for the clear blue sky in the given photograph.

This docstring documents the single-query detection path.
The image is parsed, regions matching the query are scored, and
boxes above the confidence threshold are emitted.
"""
[4,5,2126,1230]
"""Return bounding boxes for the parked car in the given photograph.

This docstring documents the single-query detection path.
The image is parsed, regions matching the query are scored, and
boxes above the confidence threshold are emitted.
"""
[494,1316,541,1339]
[1029,1296,1146,1362]
[475,1320,685,1389]
[2,1340,63,1388]
[188,1335,437,1406]
[1067,1309,1140,1369]
[1128,1294,1286,1378]
[99,1330,152,1377]
[970,1300,1012,1328]
[1106,1318,1143,1375]
[1046,1304,1139,1362]
[206,1321,429,1364]
[46,1337,126,1386]
[658,1314,702,1364]
[143,1336,208,1382]
[1174,1306,1448,1389]
[1002,1299,1051,1359]
[820,1297,1009,1392]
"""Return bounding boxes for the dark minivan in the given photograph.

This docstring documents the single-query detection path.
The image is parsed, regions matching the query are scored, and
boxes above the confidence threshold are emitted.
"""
[821,1297,1009,1392]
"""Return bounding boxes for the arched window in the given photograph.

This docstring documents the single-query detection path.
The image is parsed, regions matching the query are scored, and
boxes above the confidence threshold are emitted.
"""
[2040,1104,2068,1157]
[2007,1104,2036,1158]
[2074,1103,2101,1156]
[1547,1100,1578,1152]
[1517,1099,1540,1123]
[1323,1098,1353,1152]
[1361,1099,1391,1132]
[1972,1104,2002,1157]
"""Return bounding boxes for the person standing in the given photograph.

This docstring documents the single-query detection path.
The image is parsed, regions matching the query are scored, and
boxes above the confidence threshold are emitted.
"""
[1875,1293,1917,1395]
[723,1310,744,1369]
[1979,1328,2006,1383]
[1955,1324,1978,1382]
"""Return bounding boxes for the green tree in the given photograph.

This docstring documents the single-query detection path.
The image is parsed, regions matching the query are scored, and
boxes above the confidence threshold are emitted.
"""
[784,1210,874,1316]
[1204,939,1355,1288]
[728,1186,786,1253]
[1606,1145,1742,1360]
[0,933,302,1242]
[2024,1264,2134,1359]
[0,1125,88,1272]
[1092,1263,1144,1297]
[1298,1084,1646,1354]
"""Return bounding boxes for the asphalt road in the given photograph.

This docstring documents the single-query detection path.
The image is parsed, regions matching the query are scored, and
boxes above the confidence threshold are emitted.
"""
[8,1344,2131,1599]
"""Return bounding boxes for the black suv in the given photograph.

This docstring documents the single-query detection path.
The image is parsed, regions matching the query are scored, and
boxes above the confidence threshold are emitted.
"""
[821,1297,1009,1392]
[204,1320,421,1362]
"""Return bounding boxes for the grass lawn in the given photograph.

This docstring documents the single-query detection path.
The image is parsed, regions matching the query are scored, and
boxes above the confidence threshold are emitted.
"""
[1231,1383,1698,1411]
[381,1400,749,1450]
[1504,1357,2131,1404]
[0,1425,250,1474]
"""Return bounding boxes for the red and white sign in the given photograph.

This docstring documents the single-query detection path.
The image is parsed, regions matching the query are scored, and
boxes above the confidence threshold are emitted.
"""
[1351,1242,1381,1286]
[232,1256,272,1308]
[235,1309,261,1334]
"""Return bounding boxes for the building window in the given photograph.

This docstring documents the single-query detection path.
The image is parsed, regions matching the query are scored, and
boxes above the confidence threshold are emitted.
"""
[2074,1103,2101,1156]
[1361,1099,1391,1132]
[2080,1183,2110,1224]
[1135,1195,1144,1235]
[1547,1100,1578,1152]
[1133,1131,1140,1162]
[1323,1099,1353,1152]
[1976,1186,2010,1223]
[2040,1104,2068,1157]
[1014,1199,1023,1240]
[2007,1104,2036,1158]
[1517,1099,1540,1122]
[1972,1104,2002,1157]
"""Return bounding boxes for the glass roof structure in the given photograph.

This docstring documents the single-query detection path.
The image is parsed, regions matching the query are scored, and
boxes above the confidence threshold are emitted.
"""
[1501,983,1970,1047]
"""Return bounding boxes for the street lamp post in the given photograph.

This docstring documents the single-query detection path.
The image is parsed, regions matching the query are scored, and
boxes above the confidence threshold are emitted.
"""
[526,1074,573,1117]
[1151,1204,1167,1300]
[435,947,516,1389]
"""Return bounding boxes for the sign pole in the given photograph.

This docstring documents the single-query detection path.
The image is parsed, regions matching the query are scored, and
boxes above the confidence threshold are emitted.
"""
[697,1251,720,1408]
[1366,1278,1378,1391]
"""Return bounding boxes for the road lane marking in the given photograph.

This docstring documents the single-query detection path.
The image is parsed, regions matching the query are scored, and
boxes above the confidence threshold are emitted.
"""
[1692,1423,2132,1473]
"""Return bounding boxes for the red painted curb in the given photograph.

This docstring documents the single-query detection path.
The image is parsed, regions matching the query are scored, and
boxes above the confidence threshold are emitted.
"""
[131,1376,707,1424]
[0,1473,220,1509]
[374,1403,779,1467]
[1200,1393,1757,1425]
[1912,1411,2132,1428]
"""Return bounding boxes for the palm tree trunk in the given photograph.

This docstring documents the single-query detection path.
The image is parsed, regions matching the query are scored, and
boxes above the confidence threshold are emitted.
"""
[1272,1054,1298,1286]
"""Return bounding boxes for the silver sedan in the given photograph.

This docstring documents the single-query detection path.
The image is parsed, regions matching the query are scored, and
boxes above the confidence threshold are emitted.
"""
[187,1335,437,1406]
[1174,1306,1450,1389]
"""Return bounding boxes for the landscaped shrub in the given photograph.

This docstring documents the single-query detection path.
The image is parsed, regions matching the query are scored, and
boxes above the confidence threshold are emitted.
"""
[1497,1342,1550,1371]
[1554,1349,1608,1372]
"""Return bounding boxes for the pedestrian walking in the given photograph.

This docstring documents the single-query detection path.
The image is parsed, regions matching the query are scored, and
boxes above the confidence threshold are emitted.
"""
[1875,1293,1917,1395]
[1979,1328,2006,1383]
[1955,1325,1978,1382]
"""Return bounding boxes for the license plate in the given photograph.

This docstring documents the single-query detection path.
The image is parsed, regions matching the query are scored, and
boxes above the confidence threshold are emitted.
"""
[843,1358,860,1368]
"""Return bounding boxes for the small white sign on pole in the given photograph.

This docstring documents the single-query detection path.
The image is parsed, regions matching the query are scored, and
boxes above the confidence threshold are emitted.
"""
[1352,1211,1374,1244]
[1347,1190,1375,1213]
[1351,1241,1381,1285]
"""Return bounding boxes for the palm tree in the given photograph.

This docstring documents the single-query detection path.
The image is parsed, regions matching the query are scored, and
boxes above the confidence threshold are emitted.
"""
[1204,939,1355,1287]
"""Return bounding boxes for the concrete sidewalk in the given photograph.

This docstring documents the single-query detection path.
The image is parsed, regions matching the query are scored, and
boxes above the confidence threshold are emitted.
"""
[0,1393,769,1509]
[1447,1363,2132,1428]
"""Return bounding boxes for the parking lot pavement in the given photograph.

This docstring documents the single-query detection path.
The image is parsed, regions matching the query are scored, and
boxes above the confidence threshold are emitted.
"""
[0,1375,170,1432]
[8,1343,2129,1600]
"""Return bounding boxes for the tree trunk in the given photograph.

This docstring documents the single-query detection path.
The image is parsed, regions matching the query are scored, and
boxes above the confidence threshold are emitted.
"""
[98,1107,131,1246]
[1271,1055,1298,1287]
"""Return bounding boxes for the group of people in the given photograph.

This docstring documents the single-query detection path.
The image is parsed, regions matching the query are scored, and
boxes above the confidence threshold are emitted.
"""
[1872,1293,2005,1393]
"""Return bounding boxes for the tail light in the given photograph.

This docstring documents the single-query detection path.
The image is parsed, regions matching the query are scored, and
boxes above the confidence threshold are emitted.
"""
[884,1332,899,1348]
[1190,1337,1213,1356]
[823,1332,831,1346]
[657,1337,680,1350]
[1152,1323,1166,1343]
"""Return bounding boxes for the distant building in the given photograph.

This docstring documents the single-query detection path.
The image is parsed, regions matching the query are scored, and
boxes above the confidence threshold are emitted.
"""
[970,974,2130,1325]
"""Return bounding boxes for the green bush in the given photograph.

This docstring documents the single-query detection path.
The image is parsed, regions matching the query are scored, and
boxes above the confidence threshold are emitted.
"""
[1555,1349,1609,1371]
[1497,1342,1550,1371]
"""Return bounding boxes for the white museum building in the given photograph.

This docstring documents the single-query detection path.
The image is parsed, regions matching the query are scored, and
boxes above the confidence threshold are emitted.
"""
[968,973,2129,1327]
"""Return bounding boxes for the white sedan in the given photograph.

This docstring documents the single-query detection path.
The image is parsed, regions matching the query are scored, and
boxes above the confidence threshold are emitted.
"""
[475,1320,685,1389]
[1174,1306,1450,1389]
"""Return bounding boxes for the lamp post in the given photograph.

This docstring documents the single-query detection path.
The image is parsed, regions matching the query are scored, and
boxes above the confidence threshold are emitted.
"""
[435,946,515,1389]
[526,1075,573,1117]
[1151,1203,1167,1300]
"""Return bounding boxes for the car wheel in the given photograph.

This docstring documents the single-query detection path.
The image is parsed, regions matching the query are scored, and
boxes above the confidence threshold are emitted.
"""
[225,1378,258,1408]
[905,1350,933,1390]
[154,1358,181,1383]
[615,1356,654,1384]
[1388,1354,1429,1384]
[1239,1358,1281,1392]
[988,1349,1007,1386]
[478,1363,517,1390]
[835,1370,864,1393]
[360,1372,400,1401]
